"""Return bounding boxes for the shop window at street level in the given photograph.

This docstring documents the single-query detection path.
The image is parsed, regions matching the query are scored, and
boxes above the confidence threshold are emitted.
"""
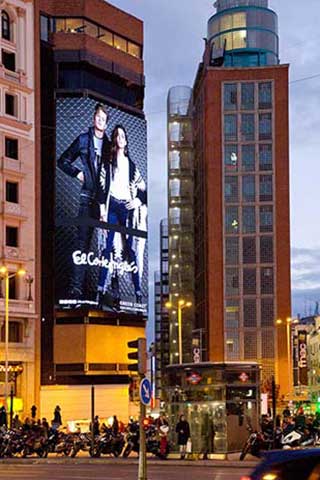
[1,11,11,41]
[5,93,17,117]
[5,137,18,159]
[6,226,18,247]
[2,50,15,71]
[6,181,18,203]
[0,321,22,342]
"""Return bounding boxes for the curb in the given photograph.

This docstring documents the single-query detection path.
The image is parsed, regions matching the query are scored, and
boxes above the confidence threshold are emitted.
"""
[0,457,258,468]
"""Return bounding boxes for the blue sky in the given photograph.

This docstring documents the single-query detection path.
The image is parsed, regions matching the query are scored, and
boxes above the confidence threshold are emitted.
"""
[110,0,320,338]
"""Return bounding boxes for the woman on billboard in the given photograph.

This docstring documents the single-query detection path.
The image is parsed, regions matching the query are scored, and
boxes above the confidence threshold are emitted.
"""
[97,124,147,309]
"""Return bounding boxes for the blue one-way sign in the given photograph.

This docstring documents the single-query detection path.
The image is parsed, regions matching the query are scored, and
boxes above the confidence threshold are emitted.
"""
[140,378,151,406]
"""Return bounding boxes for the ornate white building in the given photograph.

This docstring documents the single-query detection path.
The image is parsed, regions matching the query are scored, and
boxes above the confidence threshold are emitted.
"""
[0,0,39,418]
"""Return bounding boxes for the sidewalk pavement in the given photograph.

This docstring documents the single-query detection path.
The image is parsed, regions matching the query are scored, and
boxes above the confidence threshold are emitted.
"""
[0,455,258,468]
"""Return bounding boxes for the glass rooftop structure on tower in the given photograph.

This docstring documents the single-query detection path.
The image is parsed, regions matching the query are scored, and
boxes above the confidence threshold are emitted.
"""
[209,0,279,67]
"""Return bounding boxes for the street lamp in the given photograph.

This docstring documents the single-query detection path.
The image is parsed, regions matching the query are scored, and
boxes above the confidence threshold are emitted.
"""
[165,299,192,364]
[0,266,26,411]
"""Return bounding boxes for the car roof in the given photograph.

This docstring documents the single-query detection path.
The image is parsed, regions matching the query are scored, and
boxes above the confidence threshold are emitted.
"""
[252,449,320,477]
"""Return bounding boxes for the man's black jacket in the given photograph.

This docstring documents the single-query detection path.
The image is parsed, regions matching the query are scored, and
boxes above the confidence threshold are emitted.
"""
[58,126,111,204]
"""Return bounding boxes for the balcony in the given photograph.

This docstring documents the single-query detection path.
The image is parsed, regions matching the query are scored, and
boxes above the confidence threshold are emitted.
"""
[0,201,27,220]
[1,246,28,261]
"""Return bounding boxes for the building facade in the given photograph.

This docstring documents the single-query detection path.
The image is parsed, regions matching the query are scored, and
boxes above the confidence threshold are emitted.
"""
[36,0,147,422]
[0,0,39,416]
[154,218,169,400]
[167,86,195,364]
[193,0,291,396]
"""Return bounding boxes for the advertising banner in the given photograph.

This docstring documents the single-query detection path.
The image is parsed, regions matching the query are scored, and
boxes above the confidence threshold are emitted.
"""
[55,97,148,315]
[298,331,308,386]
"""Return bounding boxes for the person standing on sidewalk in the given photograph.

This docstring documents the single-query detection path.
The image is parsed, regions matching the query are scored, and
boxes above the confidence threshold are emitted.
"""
[175,414,190,459]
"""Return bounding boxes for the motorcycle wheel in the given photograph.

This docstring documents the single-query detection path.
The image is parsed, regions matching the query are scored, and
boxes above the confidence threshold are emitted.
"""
[122,444,132,458]
[70,447,78,458]
[89,446,100,458]
[64,446,72,456]
[239,443,250,461]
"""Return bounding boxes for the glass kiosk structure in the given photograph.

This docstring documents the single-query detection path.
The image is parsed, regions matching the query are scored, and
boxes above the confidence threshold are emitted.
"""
[164,362,260,454]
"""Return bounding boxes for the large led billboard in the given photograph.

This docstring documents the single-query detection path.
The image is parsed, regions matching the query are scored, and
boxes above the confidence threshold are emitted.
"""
[55,97,147,315]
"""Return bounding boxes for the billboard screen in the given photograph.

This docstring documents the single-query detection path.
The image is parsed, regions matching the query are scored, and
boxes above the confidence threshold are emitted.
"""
[55,97,147,315]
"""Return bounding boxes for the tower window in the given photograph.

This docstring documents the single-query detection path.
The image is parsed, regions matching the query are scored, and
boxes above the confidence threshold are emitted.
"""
[2,50,15,71]
[5,137,18,159]
[5,93,17,117]
[6,181,18,203]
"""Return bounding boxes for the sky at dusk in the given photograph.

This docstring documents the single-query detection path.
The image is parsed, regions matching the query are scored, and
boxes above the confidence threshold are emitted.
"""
[110,0,320,339]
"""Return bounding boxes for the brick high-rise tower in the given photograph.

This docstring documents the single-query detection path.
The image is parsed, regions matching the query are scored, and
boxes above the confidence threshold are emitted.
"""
[193,0,291,396]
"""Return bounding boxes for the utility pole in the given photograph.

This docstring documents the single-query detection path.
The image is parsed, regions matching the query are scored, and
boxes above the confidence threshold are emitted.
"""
[127,338,148,480]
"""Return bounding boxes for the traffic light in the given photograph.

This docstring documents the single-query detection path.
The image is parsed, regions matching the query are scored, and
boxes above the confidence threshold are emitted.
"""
[127,337,147,375]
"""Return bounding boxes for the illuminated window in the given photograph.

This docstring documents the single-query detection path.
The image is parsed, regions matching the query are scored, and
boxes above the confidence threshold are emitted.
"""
[114,34,127,52]
[220,14,232,31]
[65,18,84,33]
[128,42,141,58]
[99,28,113,46]
[233,12,246,29]
[233,30,247,49]
[84,21,98,38]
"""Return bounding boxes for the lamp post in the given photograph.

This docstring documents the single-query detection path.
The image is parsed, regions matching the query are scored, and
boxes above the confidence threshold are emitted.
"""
[0,266,26,411]
[165,299,192,364]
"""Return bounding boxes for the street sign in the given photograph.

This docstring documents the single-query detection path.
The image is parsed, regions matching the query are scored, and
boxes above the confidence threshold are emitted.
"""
[140,378,151,406]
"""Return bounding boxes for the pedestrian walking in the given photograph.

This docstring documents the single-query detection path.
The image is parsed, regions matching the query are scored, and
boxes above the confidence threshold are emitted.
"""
[52,405,62,430]
[112,415,119,435]
[0,406,7,428]
[175,415,190,459]
[31,405,37,420]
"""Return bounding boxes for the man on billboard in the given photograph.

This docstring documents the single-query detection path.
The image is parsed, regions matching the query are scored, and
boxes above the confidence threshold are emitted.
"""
[97,124,147,308]
[58,103,111,299]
